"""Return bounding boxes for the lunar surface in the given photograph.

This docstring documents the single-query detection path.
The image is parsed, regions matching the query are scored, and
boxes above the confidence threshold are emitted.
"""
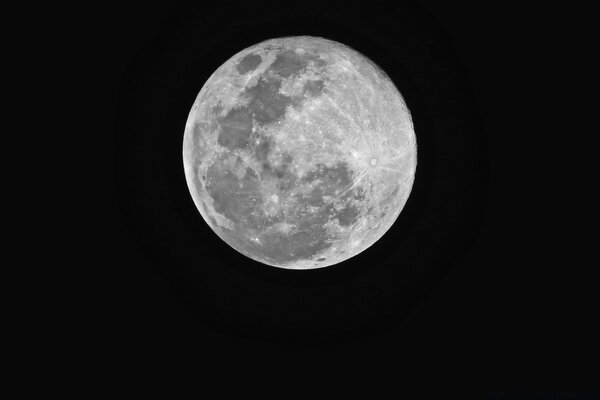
[183,36,417,269]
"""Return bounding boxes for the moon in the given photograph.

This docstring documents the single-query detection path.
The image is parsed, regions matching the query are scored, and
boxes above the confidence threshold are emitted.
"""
[183,36,417,269]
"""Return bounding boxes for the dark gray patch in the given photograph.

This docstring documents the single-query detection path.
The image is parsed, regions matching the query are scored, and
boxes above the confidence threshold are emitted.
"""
[284,202,334,259]
[259,154,296,193]
[252,135,271,163]
[304,79,325,97]
[287,228,330,259]
[333,185,365,227]
[192,162,205,201]
[276,156,296,191]
[281,153,294,166]
[269,50,327,78]
[300,187,325,207]
[193,123,203,141]
[211,102,223,117]
[217,108,252,149]
[254,224,331,264]
[245,77,292,125]
[352,186,366,202]
[380,184,400,207]
[297,163,364,227]
[236,53,262,74]
[335,204,361,226]
[270,50,307,78]
[203,148,362,265]
[292,191,335,235]
[321,163,353,188]
[296,189,361,228]
[205,155,262,227]
[190,124,204,164]
[216,197,332,264]
[301,162,354,196]
[192,120,215,150]
[279,171,297,192]
[259,162,279,180]
[290,96,306,110]
[239,172,340,263]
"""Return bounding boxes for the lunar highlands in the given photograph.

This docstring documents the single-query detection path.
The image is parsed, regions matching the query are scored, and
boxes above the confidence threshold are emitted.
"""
[183,37,417,269]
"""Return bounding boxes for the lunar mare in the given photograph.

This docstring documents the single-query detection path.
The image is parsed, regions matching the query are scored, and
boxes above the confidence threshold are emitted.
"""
[183,36,417,269]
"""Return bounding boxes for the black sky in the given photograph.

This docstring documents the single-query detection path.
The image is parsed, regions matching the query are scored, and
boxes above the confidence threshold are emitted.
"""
[61,0,596,394]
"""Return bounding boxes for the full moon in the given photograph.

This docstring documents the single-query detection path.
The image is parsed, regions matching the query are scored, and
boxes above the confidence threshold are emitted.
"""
[183,36,417,269]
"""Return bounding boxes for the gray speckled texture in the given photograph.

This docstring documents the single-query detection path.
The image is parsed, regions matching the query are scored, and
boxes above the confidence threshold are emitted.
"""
[183,36,417,269]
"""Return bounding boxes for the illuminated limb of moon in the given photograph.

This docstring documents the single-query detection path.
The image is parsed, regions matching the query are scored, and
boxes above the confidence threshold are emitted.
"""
[183,36,417,269]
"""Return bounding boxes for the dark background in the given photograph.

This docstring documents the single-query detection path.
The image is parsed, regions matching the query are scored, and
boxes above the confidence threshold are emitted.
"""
[65,0,596,393]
